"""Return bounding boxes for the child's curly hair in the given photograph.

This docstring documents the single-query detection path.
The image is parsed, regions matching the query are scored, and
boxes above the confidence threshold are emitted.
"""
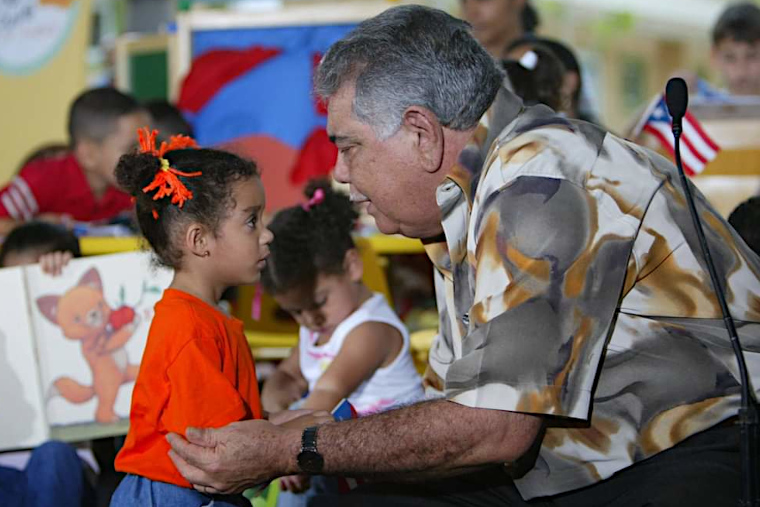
[116,148,258,269]
[261,180,358,294]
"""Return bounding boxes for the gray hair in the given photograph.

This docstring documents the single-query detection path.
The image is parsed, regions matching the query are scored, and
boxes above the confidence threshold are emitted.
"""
[315,5,505,138]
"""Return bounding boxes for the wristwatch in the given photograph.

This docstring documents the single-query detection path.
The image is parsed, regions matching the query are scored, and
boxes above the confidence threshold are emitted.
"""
[297,426,324,473]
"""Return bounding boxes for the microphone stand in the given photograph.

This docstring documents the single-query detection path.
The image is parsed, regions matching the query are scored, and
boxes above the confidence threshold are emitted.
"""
[670,105,759,507]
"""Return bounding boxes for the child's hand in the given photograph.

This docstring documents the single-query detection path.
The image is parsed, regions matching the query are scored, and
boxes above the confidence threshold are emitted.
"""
[279,474,311,494]
[39,251,73,276]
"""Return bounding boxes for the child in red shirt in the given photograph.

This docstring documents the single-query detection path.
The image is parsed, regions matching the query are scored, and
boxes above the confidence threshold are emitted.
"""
[111,128,272,507]
[0,88,149,235]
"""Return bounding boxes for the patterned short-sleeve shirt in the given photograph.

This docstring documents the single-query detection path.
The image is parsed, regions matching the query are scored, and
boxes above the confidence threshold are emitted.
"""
[423,88,760,500]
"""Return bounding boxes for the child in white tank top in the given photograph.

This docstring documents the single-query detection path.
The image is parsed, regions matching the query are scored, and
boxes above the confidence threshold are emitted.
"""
[260,181,424,501]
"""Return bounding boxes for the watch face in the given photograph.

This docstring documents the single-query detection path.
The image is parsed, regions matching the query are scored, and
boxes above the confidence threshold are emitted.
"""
[297,450,324,473]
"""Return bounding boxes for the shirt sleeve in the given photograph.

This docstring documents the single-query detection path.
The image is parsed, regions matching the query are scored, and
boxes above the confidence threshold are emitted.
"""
[0,168,43,220]
[445,169,637,421]
[162,337,248,434]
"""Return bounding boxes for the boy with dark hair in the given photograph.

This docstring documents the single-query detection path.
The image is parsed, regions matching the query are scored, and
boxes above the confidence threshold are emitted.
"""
[144,100,194,144]
[0,87,149,235]
[0,221,80,270]
[711,2,760,96]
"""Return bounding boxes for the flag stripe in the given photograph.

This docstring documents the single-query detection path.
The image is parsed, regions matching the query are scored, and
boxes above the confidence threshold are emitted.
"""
[639,95,721,176]
[644,124,698,176]
[685,111,720,152]
[680,133,709,165]
[683,116,718,162]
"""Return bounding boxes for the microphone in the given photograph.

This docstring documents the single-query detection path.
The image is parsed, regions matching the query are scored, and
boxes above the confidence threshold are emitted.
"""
[665,77,759,507]
[665,77,688,134]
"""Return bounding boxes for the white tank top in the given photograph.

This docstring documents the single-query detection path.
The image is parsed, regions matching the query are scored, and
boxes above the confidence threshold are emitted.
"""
[298,293,424,415]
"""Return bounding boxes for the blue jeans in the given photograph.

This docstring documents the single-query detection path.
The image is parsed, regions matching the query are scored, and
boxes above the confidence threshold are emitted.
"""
[111,474,250,507]
[0,441,92,507]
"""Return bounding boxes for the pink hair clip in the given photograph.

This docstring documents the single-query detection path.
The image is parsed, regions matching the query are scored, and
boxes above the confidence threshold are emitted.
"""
[301,188,325,211]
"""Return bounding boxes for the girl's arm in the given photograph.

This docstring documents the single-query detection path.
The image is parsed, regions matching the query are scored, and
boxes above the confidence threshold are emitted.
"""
[301,321,403,412]
[261,343,308,413]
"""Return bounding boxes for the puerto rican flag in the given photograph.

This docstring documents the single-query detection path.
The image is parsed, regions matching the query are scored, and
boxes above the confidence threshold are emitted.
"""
[634,95,720,176]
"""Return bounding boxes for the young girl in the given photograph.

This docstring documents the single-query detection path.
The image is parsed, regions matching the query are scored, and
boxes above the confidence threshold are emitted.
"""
[110,128,271,507]
[502,46,566,112]
[260,181,424,500]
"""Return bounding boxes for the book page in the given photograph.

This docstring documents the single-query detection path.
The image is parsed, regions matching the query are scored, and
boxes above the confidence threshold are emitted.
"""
[0,267,48,450]
[26,251,172,431]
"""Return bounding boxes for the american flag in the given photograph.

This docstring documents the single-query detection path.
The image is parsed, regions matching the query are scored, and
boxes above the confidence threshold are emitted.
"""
[634,95,721,176]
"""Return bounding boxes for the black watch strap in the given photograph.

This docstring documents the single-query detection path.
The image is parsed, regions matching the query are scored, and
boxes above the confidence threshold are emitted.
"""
[301,425,319,452]
[297,425,324,473]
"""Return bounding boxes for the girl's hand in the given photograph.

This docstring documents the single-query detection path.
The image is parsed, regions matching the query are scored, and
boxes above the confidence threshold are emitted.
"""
[39,251,73,276]
[279,474,311,494]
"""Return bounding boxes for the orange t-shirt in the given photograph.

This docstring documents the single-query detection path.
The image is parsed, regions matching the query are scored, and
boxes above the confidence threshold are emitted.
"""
[115,289,262,487]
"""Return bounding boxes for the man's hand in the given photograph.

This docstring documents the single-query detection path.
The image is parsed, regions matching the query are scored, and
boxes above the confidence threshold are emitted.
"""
[168,420,295,495]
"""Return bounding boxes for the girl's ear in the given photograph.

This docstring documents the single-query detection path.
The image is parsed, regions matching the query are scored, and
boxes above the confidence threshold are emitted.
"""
[344,248,364,283]
[185,222,211,259]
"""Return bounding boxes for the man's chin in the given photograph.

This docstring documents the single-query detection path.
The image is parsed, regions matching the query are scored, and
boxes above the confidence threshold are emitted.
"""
[374,218,401,235]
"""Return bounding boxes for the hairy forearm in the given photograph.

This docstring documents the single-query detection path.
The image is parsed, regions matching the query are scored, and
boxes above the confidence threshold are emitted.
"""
[282,399,541,480]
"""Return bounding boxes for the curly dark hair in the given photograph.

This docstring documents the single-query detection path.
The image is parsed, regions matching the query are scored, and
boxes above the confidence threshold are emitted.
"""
[729,196,760,256]
[115,148,258,269]
[261,180,358,294]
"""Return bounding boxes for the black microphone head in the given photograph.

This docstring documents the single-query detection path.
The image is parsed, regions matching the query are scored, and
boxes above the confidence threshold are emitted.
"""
[666,77,688,122]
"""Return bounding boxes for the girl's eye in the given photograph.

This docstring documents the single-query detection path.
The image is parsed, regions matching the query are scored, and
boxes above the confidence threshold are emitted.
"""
[247,216,258,229]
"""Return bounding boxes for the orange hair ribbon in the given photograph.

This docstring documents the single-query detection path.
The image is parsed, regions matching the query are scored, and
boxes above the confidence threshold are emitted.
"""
[137,127,201,218]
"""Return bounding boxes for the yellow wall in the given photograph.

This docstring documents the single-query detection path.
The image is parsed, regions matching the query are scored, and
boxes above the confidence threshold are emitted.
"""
[0,0,92,186]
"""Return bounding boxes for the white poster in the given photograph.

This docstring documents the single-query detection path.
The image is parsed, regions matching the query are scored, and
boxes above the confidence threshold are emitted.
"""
[0,0,82,75]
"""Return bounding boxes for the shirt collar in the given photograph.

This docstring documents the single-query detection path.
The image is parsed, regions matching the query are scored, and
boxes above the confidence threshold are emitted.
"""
[424,86,523,275]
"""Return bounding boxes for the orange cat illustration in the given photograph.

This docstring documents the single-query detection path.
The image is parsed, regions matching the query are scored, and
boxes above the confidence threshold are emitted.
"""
[37,268,140,423]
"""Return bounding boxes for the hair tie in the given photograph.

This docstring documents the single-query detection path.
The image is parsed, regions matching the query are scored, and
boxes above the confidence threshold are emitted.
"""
[137,127,201,219]
[518,50,538,71]
[301,188,325,211]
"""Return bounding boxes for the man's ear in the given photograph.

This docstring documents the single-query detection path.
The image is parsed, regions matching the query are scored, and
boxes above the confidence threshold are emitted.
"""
[401,106,444,173]
[74,139,100,172]
[184,222,211,259]
[343,248,364,283]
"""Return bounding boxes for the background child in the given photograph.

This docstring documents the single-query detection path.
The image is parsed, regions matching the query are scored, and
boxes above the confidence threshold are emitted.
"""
[729,196,760,256]
[711,2,760,97]
[260,181,424,501]
[0,87,149,235]
[0,221,80,270]
[110,129,271,507]
[502,46,565,112]
[145,100,195,143]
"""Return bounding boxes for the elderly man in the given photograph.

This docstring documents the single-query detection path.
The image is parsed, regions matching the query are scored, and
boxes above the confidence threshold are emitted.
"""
[168,5,760,505]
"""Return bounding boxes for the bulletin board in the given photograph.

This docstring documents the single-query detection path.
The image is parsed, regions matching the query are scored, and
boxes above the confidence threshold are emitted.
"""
[169,2,392,211]
[114,33,172,102]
